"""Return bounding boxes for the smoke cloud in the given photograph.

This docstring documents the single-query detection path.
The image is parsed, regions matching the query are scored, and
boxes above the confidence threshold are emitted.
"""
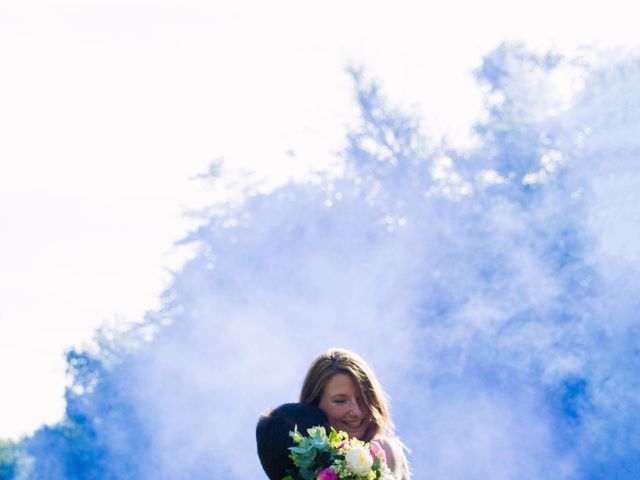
[13,44,640,479]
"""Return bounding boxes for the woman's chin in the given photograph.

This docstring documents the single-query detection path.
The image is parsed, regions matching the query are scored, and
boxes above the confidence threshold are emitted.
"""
[343,425,366,440]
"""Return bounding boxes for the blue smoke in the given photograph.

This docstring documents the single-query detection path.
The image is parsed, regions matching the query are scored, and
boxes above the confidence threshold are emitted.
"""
[9,43,640,479]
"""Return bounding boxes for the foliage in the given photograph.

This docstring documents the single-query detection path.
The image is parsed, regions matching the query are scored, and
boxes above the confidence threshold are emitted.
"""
[0,439,18,480]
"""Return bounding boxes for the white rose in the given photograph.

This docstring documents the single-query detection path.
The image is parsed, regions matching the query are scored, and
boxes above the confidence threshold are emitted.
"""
[345,445,374,476]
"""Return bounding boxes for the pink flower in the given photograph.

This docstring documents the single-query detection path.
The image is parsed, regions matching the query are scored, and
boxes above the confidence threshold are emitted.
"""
[370,440,387,464]
[316,467,338,480]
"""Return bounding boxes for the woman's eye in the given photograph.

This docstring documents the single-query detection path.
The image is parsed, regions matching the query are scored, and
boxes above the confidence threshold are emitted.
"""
[334,399,346,404]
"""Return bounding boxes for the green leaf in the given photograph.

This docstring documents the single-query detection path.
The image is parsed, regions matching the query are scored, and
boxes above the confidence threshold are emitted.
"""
[300,467,315,480]
[289,446,309,454]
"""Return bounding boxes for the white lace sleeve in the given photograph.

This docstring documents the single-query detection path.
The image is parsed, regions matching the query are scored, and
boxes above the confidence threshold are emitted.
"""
[378,436,411,480]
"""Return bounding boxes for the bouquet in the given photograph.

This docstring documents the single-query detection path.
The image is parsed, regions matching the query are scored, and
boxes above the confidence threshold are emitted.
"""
[283,426,396,480]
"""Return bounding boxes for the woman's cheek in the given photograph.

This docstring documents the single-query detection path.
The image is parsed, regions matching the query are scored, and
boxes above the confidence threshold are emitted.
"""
[329,406,345,423]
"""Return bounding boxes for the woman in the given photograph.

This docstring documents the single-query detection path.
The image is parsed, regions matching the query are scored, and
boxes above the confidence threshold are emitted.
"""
[299,348,411,479]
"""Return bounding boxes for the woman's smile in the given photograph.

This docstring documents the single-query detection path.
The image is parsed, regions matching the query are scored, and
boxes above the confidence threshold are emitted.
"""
[318,373,370,440]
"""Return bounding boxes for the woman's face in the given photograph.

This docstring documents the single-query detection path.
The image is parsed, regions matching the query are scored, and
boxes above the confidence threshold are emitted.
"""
[318,372,370,440]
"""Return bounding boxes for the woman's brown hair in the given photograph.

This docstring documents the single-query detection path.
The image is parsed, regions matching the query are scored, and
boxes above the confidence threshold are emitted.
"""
[299,348,393,441]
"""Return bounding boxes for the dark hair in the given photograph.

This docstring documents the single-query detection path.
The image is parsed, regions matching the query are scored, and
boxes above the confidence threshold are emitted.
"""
[256,403,329,480]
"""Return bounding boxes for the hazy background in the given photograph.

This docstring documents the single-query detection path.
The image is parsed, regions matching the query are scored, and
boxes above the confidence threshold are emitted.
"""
[1,1,640,479]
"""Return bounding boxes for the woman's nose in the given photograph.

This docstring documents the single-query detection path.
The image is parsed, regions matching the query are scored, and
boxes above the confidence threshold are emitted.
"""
[349,401,362,418]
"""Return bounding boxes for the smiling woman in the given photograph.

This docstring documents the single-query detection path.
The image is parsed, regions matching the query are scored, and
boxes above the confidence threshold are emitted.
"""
[300,349,411,479]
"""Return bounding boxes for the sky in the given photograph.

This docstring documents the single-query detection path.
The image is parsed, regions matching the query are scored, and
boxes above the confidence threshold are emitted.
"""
[1,0,638,440]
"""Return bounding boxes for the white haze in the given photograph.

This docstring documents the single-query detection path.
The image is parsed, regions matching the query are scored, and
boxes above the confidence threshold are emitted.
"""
[56,47,639,479]
[2,0,639,441]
